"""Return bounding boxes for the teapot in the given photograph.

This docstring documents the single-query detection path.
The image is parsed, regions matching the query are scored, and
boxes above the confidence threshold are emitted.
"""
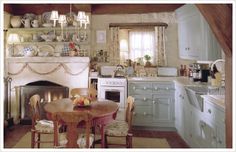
[21,18,31,28]
[31,20,39,28]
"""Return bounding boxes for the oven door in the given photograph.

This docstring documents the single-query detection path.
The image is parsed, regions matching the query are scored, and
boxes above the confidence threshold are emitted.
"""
[99,86,125,108]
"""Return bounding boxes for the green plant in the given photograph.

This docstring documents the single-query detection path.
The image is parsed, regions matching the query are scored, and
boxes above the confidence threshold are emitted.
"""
[144,55,151,61]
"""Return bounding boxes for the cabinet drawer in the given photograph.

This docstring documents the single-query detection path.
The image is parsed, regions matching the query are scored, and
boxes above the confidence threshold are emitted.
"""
[133,95,153,106]
[204,101,225,124]
[128,82,152,94]
[152,82,175,94]
[133,105,153,124]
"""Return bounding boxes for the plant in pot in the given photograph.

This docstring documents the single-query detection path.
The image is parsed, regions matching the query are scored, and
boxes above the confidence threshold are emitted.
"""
[144,55,152,67]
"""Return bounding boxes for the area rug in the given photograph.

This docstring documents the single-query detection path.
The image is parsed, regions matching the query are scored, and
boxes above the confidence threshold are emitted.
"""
[13,132,170,148]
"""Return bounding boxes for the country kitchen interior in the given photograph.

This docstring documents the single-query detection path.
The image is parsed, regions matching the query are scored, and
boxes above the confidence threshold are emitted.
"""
[2,2,233,151]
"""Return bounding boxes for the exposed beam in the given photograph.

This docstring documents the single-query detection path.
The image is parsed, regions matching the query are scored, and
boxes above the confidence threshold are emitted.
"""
[4,4,183,15]
[196,4,232,148]
[92,4,183,14]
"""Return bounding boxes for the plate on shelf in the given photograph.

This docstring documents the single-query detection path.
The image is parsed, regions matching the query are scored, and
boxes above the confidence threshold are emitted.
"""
[23,13,37,21]
[38,44,54,56]
[54,44,64,52]
[42,12,52,23]
[13,45,24,57]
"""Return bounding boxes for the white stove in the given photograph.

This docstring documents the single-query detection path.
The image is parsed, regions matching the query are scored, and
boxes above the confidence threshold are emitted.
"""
[97,77,127,109]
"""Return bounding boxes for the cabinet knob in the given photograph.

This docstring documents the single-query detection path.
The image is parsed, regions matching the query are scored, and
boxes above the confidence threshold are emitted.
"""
[166,87,169,90]
[143,112,147,116]
[143,97,146,101]
[133,86,136,90]
[154,87,158,90]
[179,94,182,98]
[153,100,156,104]
[143,86,146,90]
[208,109,212,114]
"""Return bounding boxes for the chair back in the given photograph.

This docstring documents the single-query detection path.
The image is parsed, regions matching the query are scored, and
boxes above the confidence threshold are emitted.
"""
[125,96,135,130]
[71,88,97,100]
[29,94,41,128]
[55,111,93,148]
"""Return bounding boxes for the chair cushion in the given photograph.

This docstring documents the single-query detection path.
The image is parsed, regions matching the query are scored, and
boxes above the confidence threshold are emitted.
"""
[35,120,54,133]
[105,120,129,136]
[77,133,94,148]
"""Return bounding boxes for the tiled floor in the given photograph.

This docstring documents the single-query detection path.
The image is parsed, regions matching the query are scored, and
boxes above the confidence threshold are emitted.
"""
[4,124,189,148]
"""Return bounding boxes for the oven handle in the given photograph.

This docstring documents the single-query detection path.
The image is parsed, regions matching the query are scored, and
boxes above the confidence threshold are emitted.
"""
[105,89,122,92]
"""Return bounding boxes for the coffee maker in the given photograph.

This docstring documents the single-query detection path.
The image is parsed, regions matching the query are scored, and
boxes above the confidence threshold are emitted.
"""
[191,63,210,82]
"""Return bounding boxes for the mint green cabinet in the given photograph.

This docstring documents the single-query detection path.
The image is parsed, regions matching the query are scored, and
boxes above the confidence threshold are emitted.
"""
[176,4,222,61]
[128,81,175,127]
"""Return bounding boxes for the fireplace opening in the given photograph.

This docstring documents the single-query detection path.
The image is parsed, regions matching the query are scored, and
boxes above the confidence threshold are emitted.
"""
[18,81,69,125]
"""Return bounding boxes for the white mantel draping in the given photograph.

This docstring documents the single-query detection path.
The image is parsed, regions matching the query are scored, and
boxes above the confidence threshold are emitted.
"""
[6,57,90,123]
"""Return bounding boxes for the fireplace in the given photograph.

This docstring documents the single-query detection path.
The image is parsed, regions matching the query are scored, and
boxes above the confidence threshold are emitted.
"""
[18,81,69,124]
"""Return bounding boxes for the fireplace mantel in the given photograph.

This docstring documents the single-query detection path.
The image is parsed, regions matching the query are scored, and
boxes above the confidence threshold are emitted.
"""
[6,56,90,63]
[6,57,90,123]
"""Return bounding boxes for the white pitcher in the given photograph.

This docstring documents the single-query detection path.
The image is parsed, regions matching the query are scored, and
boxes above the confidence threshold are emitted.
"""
[21,18,31,28]
[31,20,39,28]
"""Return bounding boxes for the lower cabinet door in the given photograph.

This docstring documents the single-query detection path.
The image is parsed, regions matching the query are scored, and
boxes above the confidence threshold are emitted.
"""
[133,105,153,125]
[190,108,217,148]
[152,96,173,123]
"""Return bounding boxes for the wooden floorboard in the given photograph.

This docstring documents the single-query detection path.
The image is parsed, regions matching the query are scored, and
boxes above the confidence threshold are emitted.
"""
[4,124,189,148]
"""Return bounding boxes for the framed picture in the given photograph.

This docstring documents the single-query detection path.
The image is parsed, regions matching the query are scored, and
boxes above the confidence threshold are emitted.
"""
[96,30,106,43]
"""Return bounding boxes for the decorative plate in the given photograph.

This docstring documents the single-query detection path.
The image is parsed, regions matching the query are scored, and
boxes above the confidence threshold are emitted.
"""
[42,12,52,23]
[23,13,36,21]
[38,44,54,57]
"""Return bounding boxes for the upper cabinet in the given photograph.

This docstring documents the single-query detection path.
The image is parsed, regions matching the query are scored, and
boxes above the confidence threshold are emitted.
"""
[176,4,222,61]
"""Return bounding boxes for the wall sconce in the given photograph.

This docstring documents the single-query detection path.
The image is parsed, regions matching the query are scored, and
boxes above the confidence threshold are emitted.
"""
[76,11,89,29]
[7,33,20,56]
[58,15,67,38]
[50,10,59,27]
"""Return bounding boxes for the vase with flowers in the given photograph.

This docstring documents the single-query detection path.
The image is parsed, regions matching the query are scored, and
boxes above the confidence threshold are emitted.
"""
[69,42,79,56]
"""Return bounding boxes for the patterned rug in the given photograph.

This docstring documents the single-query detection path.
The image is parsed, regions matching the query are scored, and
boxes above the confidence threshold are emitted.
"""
[13,132,170,148]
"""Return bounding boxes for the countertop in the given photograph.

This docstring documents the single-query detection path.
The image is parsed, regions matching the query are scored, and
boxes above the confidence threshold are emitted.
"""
[128,76,209,86]
[127,76,225,111]
[201,95,225,111]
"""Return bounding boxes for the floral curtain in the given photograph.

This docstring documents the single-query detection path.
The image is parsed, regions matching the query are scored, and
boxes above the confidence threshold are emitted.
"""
[155,26,167,66]
[109,27,120,65]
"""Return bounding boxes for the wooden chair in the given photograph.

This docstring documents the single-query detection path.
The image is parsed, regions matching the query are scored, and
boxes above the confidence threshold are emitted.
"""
[53,111,94,148]
[70,87,97,101]
[29,94,67,148]
[104,96,135,148]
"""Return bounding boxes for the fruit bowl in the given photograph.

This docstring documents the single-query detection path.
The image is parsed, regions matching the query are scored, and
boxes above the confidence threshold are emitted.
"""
[71,96,91,107]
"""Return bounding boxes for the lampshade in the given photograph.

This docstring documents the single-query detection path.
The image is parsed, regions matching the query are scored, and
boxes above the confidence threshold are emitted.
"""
[7,33,20,44]
[58,15,67,24]
[50,10,59,20]
[77,11,86,22]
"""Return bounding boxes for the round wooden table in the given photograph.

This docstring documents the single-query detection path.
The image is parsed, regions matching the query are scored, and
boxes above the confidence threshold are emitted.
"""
[44,98,119,148]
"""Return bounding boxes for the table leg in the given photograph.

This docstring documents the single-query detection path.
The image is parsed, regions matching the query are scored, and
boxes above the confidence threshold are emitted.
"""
[99,125,105,148]
[66,123,78,148]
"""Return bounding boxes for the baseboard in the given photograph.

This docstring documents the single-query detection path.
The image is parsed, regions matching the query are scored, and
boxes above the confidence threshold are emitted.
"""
[133,126,177,131]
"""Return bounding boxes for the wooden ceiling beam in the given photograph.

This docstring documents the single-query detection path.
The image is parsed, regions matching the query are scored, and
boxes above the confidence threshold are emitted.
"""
[4,4,183,15]
[91,4,183,14]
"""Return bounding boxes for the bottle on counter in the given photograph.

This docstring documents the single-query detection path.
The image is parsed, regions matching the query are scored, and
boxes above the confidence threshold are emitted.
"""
[183,65,188,76]
[179,64,184,76]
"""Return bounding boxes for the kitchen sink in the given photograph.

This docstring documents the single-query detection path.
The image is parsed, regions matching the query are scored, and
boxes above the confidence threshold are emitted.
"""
[185,85,209,112]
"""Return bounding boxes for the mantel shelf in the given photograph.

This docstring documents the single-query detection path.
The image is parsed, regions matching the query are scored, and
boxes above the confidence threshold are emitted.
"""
[6,56,90,63]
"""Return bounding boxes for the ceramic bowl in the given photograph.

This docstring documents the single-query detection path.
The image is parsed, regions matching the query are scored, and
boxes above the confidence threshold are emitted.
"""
[41,34,55,42]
